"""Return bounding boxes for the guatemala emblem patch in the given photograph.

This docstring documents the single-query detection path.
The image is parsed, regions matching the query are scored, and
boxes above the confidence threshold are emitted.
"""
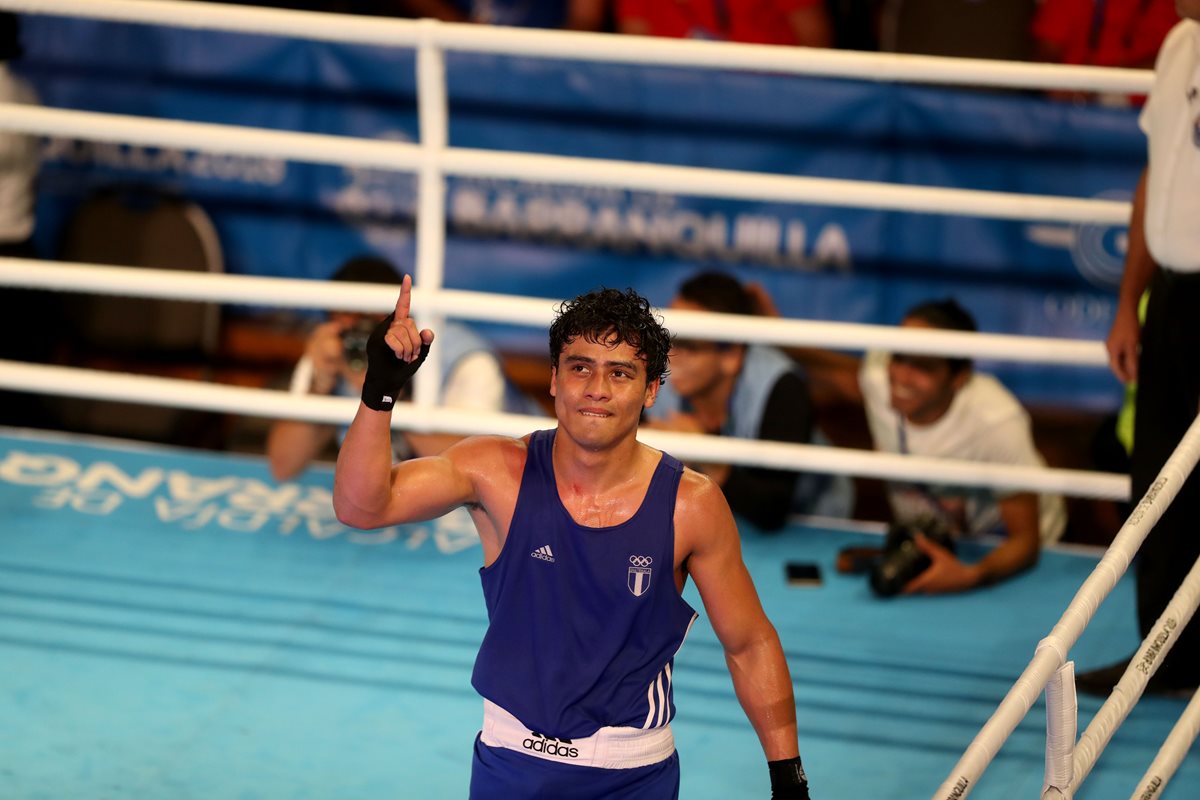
[627,554,653,597]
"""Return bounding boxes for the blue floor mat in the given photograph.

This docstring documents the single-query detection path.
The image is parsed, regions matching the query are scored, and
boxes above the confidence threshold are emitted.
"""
[1,428,1195,799]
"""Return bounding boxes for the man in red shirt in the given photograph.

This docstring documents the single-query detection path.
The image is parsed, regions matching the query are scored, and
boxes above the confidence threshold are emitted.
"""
[1033,0,1177,68]
[616,0,832,48]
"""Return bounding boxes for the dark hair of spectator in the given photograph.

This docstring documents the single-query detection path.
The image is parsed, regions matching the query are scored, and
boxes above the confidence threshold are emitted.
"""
[0,14,21,62]
[549,288,672,386]
[902,298,977,374]
[331,255,404,285]
[677,271,755,317]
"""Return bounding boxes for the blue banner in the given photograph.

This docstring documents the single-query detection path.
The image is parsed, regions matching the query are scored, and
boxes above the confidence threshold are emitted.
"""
[16,16,1141,409]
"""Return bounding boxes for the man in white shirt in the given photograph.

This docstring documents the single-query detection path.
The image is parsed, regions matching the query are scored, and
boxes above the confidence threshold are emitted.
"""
[856,299,1066,593]
[765,294,1066,594]
[1080,3,1200,695]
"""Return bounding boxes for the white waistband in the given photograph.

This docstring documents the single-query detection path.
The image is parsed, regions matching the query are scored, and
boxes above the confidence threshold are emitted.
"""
[479,699,675,770]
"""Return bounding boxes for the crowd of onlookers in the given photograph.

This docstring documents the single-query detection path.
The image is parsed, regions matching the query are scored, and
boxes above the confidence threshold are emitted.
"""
[230,0,1180,83]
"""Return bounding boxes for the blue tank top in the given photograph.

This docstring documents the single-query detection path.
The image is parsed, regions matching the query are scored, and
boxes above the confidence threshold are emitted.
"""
[471,429,699,740]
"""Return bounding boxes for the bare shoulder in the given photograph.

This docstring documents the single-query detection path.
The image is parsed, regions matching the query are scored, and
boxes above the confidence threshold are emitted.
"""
[444,433,526,468]
[674,465,737,553]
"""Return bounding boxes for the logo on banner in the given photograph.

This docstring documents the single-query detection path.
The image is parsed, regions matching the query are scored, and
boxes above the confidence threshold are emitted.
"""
[1026,189,1131,290]
[628,554,653,596]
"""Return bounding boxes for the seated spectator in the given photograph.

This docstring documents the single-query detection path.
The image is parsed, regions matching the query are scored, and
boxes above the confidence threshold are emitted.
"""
[1033,0,1177,69]
[616,0,832,47]
[642,271,853,531]
[244,1,608,29]
[1032,0,1177,104]
[267,256,544,481]
[763,294,1067,593]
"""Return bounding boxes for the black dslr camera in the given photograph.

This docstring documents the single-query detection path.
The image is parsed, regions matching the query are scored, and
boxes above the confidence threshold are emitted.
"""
[869,518,956,597]
[340,318,378,372]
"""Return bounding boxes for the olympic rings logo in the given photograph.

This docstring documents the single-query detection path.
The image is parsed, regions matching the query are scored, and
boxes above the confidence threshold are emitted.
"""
[629,555,653,567]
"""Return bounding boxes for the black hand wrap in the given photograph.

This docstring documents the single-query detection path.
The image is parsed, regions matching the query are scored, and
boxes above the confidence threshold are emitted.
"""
[360,313,431,412]
[769,756,810,800]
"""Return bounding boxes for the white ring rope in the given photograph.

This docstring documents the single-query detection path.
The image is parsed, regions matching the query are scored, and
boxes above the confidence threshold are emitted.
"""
[0,258,1111,366]
[0,0,1156,95]
[1129,689,1200,800]
[0,103,1132,225]
[934,413,1200,800]
[0,358,1129,501]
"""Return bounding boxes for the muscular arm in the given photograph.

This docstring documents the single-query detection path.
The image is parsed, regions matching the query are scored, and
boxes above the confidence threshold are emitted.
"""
[1107,166,1156,384]
[679,472,799,761]
[333,278,480,529]
[334,404,478,529]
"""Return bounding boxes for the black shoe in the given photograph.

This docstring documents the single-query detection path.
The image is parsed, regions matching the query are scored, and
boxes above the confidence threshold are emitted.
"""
[1076,658,1197,698]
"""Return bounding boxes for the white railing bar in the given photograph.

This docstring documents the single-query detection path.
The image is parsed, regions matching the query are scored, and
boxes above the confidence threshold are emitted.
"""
[0,0,1155,94]
[442,147,1131,224]
[0,258,1111,366]
[0,360,1130,500]
[412,20,448,411]
[0,103,426,171]
[0,104,1132,225]
[933,413,1200,799]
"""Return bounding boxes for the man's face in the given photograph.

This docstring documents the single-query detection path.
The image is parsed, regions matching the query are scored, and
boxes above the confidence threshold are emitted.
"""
[550,333,658,450]
[666,297,741,400]
[1177,0,1200,22]
[886,318,967,425]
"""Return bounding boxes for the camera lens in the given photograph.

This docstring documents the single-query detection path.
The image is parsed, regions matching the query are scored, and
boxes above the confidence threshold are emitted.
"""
[869,528,931,597]
[340,319,375,371]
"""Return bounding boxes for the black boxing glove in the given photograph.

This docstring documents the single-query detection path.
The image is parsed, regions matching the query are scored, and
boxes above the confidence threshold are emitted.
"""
[360,313,431,412]
[769,756,810,800]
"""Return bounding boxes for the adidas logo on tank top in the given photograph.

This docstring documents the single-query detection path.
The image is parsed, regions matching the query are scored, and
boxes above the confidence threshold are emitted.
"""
[530,544,555,562]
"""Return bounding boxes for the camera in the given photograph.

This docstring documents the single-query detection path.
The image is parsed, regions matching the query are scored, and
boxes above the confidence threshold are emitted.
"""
[340,317,377,372]
[869,518,956,597]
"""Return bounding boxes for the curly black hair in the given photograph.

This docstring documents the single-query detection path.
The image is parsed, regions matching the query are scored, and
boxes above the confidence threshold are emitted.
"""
[549,288,672,386]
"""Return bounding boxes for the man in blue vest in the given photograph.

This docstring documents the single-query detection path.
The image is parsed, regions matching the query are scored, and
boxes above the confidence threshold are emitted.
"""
[333,279,811,799]
[644,271,853,531]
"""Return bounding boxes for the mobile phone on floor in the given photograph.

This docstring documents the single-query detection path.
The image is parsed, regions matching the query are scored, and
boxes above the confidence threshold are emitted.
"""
[785,561,823,587]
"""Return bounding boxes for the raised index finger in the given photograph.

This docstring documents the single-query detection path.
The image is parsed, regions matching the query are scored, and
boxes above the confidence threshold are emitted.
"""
[394,273,412,321]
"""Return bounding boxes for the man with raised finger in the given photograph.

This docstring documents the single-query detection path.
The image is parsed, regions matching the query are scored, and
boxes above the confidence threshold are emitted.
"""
[334,282,812,798]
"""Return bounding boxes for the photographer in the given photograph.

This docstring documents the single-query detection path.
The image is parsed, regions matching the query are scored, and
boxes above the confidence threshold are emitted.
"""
[753,291,1067,595]
[266,256,544,481]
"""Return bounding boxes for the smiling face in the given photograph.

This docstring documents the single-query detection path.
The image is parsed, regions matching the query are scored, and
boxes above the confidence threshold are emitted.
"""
[550,333,659,452]
[886,318,969,425]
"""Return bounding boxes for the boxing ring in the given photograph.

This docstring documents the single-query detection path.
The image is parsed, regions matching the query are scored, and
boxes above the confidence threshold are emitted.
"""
[0,1,1197,797]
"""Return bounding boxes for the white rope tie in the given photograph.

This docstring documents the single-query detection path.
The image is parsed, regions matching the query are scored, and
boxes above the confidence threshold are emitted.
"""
[1043,661,1076,799]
